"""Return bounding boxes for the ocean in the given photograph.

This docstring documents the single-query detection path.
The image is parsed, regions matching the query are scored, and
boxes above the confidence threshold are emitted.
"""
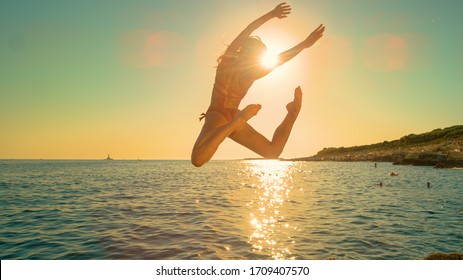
[1,160,462,260]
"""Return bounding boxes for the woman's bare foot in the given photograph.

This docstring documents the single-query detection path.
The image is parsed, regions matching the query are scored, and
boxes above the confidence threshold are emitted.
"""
[286,86,302,117]
[233,104,261,124]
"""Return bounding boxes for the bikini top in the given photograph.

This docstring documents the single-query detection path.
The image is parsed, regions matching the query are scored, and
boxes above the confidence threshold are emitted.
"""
[199,63,253,121]
[212,65,249,108]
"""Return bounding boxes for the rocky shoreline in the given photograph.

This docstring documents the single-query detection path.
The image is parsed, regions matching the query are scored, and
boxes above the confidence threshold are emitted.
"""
[290,126,463,168]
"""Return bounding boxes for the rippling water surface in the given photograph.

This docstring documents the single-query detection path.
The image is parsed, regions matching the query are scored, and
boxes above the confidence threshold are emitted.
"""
[1,160,462,259]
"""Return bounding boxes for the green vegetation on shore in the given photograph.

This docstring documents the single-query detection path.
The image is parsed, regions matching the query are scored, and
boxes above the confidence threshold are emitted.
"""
[291,125,463,168]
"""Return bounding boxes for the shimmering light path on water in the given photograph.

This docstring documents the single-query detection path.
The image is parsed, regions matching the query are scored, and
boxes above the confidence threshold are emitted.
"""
[1,160,462,259]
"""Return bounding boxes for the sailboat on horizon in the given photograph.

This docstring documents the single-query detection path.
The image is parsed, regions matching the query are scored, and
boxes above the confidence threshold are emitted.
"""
[105,154,113,160]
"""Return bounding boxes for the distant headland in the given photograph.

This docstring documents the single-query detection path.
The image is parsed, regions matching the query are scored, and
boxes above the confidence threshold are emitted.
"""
[290,125,463,168]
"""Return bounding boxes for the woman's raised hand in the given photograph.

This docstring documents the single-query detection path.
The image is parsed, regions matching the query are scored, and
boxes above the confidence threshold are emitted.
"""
[271,2,291,19]
[302,24,325,48]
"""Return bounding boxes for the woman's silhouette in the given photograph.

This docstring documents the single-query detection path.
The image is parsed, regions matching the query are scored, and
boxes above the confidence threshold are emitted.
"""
[192,3,325,167]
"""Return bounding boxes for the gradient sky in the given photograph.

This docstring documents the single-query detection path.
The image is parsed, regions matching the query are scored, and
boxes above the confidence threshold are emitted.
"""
[1,0,462,160]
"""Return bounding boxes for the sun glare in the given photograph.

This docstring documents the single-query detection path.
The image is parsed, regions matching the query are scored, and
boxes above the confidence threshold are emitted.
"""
[260,50,279,69]
[244,160,297,260]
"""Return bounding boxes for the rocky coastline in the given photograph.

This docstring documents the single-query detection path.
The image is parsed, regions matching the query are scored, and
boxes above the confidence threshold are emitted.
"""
[290,125,463,168]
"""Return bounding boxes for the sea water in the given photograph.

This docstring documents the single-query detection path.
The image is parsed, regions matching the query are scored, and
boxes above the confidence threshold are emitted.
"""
[1,160,462,260]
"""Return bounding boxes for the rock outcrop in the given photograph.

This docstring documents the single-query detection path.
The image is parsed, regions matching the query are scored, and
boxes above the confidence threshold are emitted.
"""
[291,125,463,168]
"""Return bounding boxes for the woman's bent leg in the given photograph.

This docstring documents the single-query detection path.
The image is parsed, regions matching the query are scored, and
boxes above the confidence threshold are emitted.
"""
[191,104,261,167]
[229,87,302,158]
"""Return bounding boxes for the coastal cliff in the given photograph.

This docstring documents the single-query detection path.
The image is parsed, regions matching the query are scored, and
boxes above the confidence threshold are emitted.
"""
[291,125,463,168]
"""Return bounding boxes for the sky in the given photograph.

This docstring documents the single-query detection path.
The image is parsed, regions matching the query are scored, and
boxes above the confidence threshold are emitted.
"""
[1,0,462,160]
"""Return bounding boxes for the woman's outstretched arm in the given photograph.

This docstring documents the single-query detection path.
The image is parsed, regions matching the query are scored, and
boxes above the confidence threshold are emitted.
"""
[276,24,325,66]
[221,3,291,63]
[253,24,325,79]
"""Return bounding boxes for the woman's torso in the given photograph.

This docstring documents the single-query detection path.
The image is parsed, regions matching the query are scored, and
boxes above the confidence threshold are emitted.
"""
[210,62,254,109]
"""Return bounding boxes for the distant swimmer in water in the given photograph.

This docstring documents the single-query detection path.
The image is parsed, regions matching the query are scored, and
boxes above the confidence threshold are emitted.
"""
[191,3,325,167]
[390,172,399,176]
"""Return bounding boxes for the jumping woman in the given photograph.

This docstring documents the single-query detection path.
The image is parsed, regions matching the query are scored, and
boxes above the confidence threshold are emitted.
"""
[191,3,325,167]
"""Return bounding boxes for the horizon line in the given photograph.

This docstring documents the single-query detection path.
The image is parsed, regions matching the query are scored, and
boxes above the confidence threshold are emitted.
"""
[0,158,260,161]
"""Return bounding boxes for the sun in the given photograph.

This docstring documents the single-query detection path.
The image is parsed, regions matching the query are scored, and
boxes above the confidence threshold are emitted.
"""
[260,50,280,69]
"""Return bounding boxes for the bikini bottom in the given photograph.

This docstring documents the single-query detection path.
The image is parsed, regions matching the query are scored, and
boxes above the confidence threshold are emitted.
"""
[199,106,240,122]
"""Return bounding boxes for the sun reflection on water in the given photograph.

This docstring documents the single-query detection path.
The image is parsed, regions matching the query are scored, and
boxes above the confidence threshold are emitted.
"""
[243,160,298,260]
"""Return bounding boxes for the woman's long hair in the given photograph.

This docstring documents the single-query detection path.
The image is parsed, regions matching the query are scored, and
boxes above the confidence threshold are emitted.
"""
[216,36,266,67]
